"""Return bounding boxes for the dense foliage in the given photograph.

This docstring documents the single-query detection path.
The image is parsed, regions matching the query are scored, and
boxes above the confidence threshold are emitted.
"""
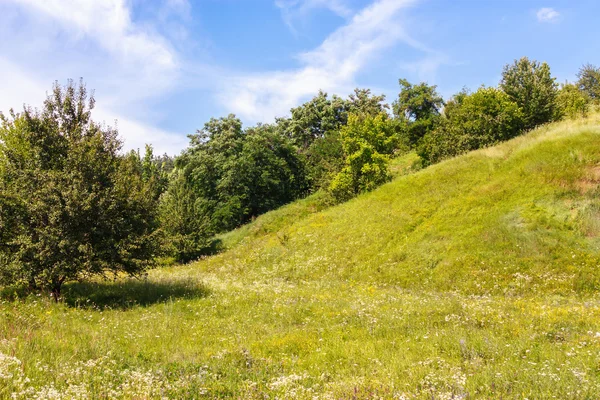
[500,57,558,130]
[577,63,600,101]
[556,82,591,119]
[329,113,403,202]
[393,79,444,146]
[0,81,159,298]
[418,87,524,164]
[0,56,595,292]
[161,115,307,261]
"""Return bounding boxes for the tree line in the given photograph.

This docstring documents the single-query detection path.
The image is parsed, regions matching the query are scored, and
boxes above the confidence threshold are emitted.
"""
[1,59,599,299]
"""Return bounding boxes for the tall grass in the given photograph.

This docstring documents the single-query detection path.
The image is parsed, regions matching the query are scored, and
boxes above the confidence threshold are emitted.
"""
[1,115,600,398]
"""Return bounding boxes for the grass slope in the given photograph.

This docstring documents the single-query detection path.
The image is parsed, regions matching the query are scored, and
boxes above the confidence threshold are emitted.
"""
[2,116,600,399]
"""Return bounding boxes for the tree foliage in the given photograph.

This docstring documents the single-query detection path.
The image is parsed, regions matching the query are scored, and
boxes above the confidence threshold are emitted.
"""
[419,87,523,165]
[577,64,600,101]
[0,81,159,299]
[160,115,307,261]
[500,57,558,130]
[329,113,401,202]
[393,79,444,147]
[556,82,590,120]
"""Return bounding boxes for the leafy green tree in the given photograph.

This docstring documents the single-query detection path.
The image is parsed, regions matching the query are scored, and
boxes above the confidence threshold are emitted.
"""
[500,57,558,130]
[392,79,444,147]
[158,172,214,263]
[0,81,159,299]
[556,82,590,119]
[277,92,349,190]
[329,113,399,202]
[282,91,349,150]
[577,64,600,101]
[347,88,388,116]
[419,87,523,165]
[161,115,308,261]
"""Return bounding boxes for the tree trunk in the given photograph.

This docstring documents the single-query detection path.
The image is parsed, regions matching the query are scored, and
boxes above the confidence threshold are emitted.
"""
[28,277,39,292]
[50,277,65,302]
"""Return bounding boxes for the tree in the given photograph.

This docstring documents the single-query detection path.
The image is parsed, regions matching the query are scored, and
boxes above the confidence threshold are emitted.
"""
[158,172,214,263]
[577,64,600,101]
[282,91,349,150]
[556,82,590,120]
[0,80,159,300]
[329,113,400,202]
[161,115,308,261]
[392,79,444,147]
[500,57,558,130]
[276,92,350,190]
[347,88,388,116]
[418,87,523,165]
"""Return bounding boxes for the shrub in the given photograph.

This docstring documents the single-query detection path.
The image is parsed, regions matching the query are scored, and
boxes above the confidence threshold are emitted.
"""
[328,113,402,202]
[419,87,523,165]
[555,82,590,120]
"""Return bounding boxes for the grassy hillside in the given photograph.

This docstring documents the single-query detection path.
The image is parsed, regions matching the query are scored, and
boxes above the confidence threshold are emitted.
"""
[2,115,600,399]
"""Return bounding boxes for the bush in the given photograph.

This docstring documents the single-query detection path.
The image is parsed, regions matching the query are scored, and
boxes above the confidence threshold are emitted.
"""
[556,82,590,120]
[328,113,402,202]
[418,87,523,165]
[0,81,159,299]
[158,173,215,263]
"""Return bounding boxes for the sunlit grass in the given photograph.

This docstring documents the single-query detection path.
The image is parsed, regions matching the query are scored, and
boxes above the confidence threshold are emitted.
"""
[2,114,600,398]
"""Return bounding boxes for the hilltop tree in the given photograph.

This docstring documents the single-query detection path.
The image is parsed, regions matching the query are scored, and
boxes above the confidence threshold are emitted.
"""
[392,79,444,146]
[347,88,388,116]
[0,80,159,300]
[419,87,523,165]
[282,91,349,151]
[161,115,308,261]
[577,63,600,101]
[329,113,401,202]
[500,57,558,130]
[556,82,591,119]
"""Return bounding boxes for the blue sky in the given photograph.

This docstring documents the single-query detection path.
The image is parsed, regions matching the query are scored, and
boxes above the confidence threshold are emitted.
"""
[1,0,599,155]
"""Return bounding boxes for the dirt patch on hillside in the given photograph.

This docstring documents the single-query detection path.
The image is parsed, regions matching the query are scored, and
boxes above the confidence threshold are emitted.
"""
[576,166,600,194]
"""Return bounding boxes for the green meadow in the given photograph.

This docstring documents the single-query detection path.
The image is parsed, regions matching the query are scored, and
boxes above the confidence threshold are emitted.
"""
[2,114,600,399]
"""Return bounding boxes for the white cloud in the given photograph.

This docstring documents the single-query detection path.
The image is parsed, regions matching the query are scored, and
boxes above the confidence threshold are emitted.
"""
[0,0,188,154]
[276,0,354,34]
[219,0,428,122]
[536,7,560,23]
[276,0,353,18]
[398,53,449,83]
[0,58,187,155]
[11,0,177,69]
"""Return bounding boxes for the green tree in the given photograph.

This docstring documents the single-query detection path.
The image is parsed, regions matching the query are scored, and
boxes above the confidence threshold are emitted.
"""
[0,80,159,299]
[419,87,523,165]
[277,92,349,190]
[329,113,399,202]
[392,79,444,147]
[500,57,558,130]
[141,145,173,201]
[158,172,214,263]
[556,82,590,120]
[282,91,349,150]
[577,63,600,101]
[161,115,308,261]
[347,88,388,116]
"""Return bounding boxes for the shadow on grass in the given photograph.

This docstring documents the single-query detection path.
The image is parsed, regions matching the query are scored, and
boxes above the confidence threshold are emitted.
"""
[62,278,210,310]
